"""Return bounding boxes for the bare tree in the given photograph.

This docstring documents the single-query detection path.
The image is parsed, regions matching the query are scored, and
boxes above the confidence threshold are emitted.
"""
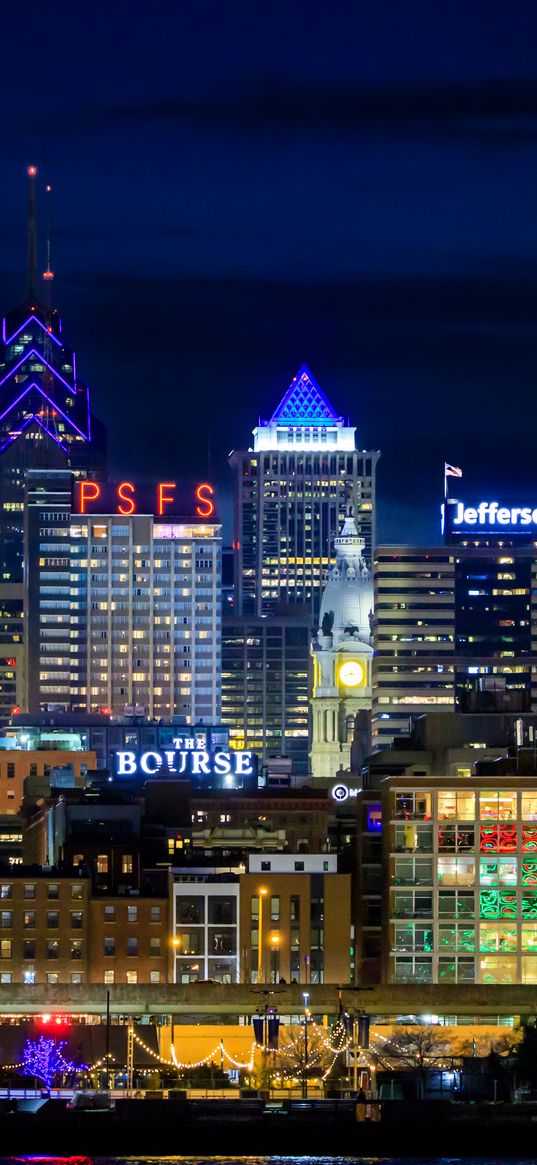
[372,1025,452,1099]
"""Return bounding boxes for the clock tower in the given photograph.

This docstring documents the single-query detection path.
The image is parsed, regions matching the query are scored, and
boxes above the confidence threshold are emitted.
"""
[310,505,373,779]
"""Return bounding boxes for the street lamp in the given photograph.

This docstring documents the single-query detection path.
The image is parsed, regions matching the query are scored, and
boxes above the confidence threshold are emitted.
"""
[269,931,281,984]
[257,887,268,983]
[302,991,310,1099]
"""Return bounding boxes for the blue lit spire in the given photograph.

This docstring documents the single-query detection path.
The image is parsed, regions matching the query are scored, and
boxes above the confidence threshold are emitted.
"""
[269,364,342,425]
[253,363,355,453]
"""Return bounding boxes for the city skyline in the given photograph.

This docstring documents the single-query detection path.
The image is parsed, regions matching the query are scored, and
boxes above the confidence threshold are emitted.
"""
[2,4,537,545]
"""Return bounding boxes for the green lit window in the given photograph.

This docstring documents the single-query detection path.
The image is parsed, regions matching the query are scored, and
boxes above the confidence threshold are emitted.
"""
[522,860,537,886]
[480,889,517,919]
[522,893,537,919]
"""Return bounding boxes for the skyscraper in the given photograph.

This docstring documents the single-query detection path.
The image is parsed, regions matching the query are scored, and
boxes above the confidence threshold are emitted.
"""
[230,364,379,622]
[26,472,221,721]
[0,169,105,720]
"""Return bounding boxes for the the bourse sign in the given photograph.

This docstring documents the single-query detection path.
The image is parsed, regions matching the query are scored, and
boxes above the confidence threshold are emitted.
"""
[114,733,256,786]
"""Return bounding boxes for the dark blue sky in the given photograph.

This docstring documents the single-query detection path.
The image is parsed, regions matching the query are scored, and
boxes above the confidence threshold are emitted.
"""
[2,1,537,543]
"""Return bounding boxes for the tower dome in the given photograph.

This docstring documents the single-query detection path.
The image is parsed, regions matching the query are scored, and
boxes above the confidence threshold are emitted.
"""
[318,508,373,647]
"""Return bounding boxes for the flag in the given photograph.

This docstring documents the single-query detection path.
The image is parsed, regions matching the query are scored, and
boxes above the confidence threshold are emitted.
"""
[445,464,462,478]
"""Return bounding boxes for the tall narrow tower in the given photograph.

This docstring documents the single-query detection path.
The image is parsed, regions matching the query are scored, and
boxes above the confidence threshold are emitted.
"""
[0,169,106,721]
[310,506,373,779]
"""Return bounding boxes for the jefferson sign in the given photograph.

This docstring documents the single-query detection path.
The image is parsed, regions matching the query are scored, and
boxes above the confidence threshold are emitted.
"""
[444,499,537,540]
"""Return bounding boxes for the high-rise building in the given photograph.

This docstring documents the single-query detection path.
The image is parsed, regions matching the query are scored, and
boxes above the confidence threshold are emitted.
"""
[0,169,105,721]
[378,771,537,987]
[25,471,221,721]
[372,535,537,750]
[221,614,310,775]
[310,508,373,779]
[230,364,379,621]
[372,546,456,749]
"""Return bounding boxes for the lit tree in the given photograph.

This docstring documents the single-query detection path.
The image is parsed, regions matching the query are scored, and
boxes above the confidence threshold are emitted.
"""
[372,1025,452,1099]
[276,1021,346,1092]
[21,1036,86,1090]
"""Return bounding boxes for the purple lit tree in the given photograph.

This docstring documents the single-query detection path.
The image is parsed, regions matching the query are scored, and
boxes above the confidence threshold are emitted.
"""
[21,1036,86,1089]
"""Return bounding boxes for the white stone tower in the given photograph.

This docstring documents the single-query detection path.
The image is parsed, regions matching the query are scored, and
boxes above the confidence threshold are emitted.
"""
[310,505,373,779]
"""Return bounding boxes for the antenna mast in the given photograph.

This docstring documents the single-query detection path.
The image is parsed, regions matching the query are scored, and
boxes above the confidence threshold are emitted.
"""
[26,165,38,301]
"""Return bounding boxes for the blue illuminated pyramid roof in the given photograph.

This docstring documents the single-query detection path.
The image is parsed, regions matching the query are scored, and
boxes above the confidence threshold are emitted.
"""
[269,364,343,425]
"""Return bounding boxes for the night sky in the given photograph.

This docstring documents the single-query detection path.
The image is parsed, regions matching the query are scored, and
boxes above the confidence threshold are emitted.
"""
[2,2,537,544]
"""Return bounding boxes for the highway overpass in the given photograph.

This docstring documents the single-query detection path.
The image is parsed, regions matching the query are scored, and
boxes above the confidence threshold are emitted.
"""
[0,981,534,1018]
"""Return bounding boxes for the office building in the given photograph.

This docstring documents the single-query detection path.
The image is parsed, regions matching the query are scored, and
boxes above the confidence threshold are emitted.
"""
[221,614,310,775]
[89,896,168,985]
[241,854,351,984]
[355,712,537,985]
[372,540,537,749]
[230,364,379,620]
[25,471,221,721]
[170,868,240,984]
[310,507,373,778]
[0,170,106,722]
[0,747,95,815]
[380,772,537,987]
[0,872,91,986]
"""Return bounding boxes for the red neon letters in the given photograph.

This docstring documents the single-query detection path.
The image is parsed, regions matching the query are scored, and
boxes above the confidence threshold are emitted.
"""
[76,481,215,518]
[195,482,215,518]
[79,481,101,512]
[157,482,177,515]
[117,481,135,515]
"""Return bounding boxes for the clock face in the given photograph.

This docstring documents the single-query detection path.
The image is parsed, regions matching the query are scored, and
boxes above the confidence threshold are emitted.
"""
[339,660,364,688]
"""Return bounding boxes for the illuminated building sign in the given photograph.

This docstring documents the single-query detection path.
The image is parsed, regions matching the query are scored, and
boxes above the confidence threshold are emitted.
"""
[444,499,537,539]
[73,480,215,518]
[331,783,359,802]
[114,734,257,786]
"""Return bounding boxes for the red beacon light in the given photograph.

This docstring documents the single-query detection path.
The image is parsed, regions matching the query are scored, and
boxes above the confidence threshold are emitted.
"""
[27,165,37,177]
[39,1013,70,1027]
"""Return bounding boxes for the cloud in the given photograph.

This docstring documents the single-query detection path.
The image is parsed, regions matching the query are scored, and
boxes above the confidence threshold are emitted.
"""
[108,76,537,142]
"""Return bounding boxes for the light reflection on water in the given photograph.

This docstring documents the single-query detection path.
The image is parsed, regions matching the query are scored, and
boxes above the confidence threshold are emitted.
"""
[4,1158,537,1165]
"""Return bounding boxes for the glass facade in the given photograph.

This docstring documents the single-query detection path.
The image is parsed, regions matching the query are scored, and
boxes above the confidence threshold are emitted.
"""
[221,616,310,774]
[232,450,377,621]
[389,785,537,984]
[172,882,239,984]
[373,546,537,748]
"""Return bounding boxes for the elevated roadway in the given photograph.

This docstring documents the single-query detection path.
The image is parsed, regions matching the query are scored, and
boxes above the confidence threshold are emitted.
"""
[0,981,534,1018]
